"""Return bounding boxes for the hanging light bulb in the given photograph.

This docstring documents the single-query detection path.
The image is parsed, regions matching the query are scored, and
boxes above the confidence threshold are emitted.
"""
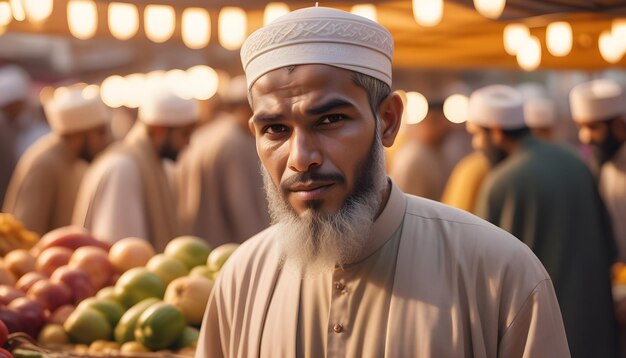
[599,30,624,64]
[187,65,219,100]
[108,2,139,40]
[0,2,12,27]
[122,73,147,108]
[144,4,175,43]
[503,23,529,56]
[443,94,469,123]
[546,21,572,57]
[67,0,98,40]
[9,0,25,21]
[516,35,541,71]
[612,18,626,52]
[182,8,210,49]
[101,75,126,108]
[218,7,247,50]
[405,91,429,124]
[165,69,193,100]
[350,4,377,22]
[473,0,505,19]
[412,0,443,27]
[24,0,53,23]
[264,2,289,26]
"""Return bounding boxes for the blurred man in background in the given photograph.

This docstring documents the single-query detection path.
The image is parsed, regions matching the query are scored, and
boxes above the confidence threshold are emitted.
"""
[3,86,111,235]
[0,65,34,204]
[570,79,626,263]
[176,75,269,246]
[389,103,452,200]
[469,84,617,357]
[73,89,197,251]
[524,97,559,141]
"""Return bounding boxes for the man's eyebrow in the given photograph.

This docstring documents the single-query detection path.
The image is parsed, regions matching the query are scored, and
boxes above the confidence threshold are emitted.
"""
[307,98,354,116]
[251,113,284,124]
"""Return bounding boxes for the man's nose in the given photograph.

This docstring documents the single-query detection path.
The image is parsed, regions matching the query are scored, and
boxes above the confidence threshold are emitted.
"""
[287,128,322,173]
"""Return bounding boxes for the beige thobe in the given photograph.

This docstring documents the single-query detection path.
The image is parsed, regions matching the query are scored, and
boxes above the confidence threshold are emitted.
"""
[176,116,269,247]
[601,144,626,262]
[197,180,569,358]
[388,141,446,200]
[2,134,86,235]
[72,122,177,251]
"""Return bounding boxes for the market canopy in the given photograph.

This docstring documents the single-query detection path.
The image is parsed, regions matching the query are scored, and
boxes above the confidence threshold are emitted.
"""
[0,0,625,77]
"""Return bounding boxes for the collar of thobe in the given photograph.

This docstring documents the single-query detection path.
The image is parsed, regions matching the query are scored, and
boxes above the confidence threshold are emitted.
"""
[345,178,407,266]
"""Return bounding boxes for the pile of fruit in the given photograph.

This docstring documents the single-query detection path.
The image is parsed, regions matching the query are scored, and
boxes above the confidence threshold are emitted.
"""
[0,224,239,357]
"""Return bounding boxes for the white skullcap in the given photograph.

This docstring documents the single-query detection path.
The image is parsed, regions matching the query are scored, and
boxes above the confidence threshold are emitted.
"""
[524,98,557,128]
[468,85,526,129]
[240,6,394,90]
[569,79,626,123]
[45,87,110,135]
[0,65,31,107]
[139,89,199,127]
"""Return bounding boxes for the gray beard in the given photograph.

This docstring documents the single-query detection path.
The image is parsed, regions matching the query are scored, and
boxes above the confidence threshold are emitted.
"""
[261,128,388,278]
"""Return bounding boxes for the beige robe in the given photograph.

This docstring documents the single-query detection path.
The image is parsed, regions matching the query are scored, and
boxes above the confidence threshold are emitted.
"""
[441,151,490,214]
[388,140,446,200]
[2,134,86,235]
[72,122,177,251]
[197,181,570,358]
[601,143,626,262]
[176,116,269,247]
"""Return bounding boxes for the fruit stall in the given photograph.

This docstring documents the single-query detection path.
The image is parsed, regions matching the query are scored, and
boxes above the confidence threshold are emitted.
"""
[0,213,239,357]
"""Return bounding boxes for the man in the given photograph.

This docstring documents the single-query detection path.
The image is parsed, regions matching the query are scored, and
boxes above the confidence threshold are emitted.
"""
[176,76,270,246]
[0,65,32,204]
[72,89,197,251]
[569,79,626,262]
[440,150,490,213]
[3,86,110,235]
[470,85,617,357]
[197,7,569,357]
[389,103,454,200]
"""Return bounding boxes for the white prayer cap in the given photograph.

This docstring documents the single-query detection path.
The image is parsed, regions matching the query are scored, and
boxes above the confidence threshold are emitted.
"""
[569,79,626,123]
[0,65,31,107]
[468,85,526,129]
[45,87,110,135]
[240,6,394,90]
[524,98,557,128]
[139,89,199,127]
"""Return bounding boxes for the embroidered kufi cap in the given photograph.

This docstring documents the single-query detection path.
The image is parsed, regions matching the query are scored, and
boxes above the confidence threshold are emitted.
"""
[240,6,394,90]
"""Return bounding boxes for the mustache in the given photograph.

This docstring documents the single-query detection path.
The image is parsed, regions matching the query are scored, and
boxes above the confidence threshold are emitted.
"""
[280,171,346,191]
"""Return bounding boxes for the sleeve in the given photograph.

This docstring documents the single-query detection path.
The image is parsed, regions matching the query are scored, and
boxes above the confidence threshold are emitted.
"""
[3,162,56,235]
[497,279,571,357]
[89,155,148,243]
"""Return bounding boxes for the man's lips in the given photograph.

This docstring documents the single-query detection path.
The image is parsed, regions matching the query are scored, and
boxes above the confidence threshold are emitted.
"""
[288,181,335,200]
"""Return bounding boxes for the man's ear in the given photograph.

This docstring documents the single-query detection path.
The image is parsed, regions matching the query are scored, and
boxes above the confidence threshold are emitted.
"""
[377,92,403,148]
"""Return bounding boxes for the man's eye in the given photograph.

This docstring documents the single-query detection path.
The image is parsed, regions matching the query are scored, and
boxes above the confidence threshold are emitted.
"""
[319,114,346,125]
[264,124,289,135]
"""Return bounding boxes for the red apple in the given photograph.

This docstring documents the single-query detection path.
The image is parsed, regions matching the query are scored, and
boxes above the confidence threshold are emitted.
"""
[68,246,113,290]
[0,348,11,358]
[0,319,7,346]
[15,272,47,292]
[27,279,72,312]
[9,297,46,337]
[50,265,95,304]
[49,304,75,325]
[0,284,25,305]
[0,305,24,333]
[36,247,72,277]
[31,225,109,255]
[3,249,36,278]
